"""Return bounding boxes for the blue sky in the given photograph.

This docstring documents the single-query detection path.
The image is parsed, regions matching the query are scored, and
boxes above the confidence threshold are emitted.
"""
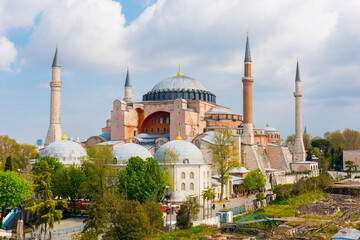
[0,0,359,145]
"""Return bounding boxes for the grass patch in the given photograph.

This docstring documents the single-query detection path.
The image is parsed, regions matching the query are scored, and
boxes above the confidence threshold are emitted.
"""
[148,225,219,240]
[233,191,326,222]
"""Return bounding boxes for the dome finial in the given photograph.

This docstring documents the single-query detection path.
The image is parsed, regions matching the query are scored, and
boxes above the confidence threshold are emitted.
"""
[62,129,67,140]
[176,129,182,140]
[266,122,269,127]
[177,64,182,76]
[129,136,132,143]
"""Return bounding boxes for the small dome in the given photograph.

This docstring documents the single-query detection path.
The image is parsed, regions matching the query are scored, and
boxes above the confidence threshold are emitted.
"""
[170,190,186,202]
[154,140,205,164]
[264,126,278,132]
[152,75,207,91]
[113,143,152,164]
[206,106,232,115]
[40,140,86,165]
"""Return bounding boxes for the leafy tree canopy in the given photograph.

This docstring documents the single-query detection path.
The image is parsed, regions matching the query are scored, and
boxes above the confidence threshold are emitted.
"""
[118,157,166,203]
[176,196,200,229]
[243,169,266,191]
[0,171,31,227]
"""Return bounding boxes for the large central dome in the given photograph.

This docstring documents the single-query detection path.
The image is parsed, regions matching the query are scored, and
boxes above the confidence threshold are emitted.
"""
[143,72,216,104]
[151,75,207,91]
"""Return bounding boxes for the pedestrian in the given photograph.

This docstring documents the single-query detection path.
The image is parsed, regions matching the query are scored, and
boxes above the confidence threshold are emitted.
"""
[223,204,225,209]
[212,204,215,210]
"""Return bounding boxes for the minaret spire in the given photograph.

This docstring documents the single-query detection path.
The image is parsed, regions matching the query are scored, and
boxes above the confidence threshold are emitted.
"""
[45,44,63,146]
[242,31,254,144]
[123,66,133,103]
[293,59,306,162]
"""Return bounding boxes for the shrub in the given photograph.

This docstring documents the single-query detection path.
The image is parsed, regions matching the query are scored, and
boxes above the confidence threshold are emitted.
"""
[273,184,292,201]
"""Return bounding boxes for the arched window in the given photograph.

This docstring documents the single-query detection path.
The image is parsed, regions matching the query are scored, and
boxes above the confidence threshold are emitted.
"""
[190,172,194,179]
[190,183,194,190]
[151,128,154,133]
[94,139,98,144]
[157,127,160,133]
[181,183,185,190]
[145,128,148,133]
[203,182,206,188]
[181,172,186,179]
[203,171,205,178]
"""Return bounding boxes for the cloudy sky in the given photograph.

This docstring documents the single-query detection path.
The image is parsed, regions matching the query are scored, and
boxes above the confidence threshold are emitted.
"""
[0,0,359,145]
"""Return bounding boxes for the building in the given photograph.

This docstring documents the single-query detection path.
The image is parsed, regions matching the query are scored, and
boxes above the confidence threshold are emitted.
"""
[343,150,360,171]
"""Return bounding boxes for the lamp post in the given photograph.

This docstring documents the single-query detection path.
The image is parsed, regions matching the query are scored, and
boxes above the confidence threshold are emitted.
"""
[165,186,172,229]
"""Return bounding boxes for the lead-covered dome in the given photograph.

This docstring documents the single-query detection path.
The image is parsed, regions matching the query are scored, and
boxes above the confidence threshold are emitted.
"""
[143,74,216,103]
[154,139,205,164]
[113,143,152,164]
[40,140,86,165]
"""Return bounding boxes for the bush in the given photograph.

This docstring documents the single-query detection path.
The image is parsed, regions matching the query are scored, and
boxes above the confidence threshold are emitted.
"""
[256,192,264,202]
[176,197,200,230]
[273,184,292,201]
[142,200,164,232]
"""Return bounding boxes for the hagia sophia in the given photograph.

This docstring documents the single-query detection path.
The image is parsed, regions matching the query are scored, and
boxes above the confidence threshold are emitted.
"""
[39,33,318,202]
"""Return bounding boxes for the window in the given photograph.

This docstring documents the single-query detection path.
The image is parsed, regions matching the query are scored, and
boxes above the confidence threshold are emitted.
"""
[203,182,206,188]
[94,139,98,144]
[87,141,91,147]
[157,127,160,133]
[181,172,185,179]
[207,171,209,178]
[181,183,185,190]
[163,127,166,133]
[190,183,194,190]
[157,117,161,124]
[203,171,205,178]
[134,130,137,136]
[195,140,200,148]
[150,119,154,125]
[190,172,194,179]
[151,128,154,133]
[145,128,148,133]
[163,114,167,123]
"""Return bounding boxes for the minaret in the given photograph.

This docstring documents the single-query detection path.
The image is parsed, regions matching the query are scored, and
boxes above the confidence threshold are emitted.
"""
[123,67,132,103]
[45,45,62,146]
[242,31,254,144]
[293,59,306,162]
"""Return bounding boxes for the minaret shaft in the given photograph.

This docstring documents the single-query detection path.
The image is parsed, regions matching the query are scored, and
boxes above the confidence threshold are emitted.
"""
[45,48,62,146]
[293,61,306,162]
[242,33,254,144]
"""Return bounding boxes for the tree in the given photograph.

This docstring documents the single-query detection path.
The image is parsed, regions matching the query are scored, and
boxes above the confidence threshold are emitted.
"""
[4,156,12,171]
[317,157,330,172]
[313,147,321,159]
[176,196,200,229]
[81,145,116,200]
[28,160,67,240]
[0,171,31,228]
[159,146,179,190]
[284,134,295,146]
[103,200,152,240]
[83,195,110,236]
[52,164,85,210]
[303,133,312,151]
[208,128,240,201]
[345,160,358,178]
[32,156,65,197]
[256,192,265,208]
[243,169,266,191]
[0,135,18,168]
[118,157,166,203]
[202,187,216,219]
[311,139,330,152]
[343,128,360,150]
[142,200,164,233]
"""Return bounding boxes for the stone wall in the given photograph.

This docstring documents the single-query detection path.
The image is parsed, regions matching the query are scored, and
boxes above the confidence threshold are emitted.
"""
[343,150,360,170]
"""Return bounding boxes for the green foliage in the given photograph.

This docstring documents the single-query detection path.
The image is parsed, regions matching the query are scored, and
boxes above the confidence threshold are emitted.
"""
[311,139,330,152]
[4,156,12,171]
[273,173,332,202]
[83,195,110,235]
[208,128,240,201]
[118,157,166,203]
[313,147,321,159]
[243,169,266,191]
[345,160,358,178]
[32,156,65,197]
[0,171,31,227]
[256,192,265,202]
[71,230,97,240]
[160,147,180,190]
[103,200,152,240]
[148,225,219,240]
[52,164,86,208]
[284,134,295,146]
[0,135,37,170]
[81,145,116,199]
[273,184,292,201]
[176,197,200,230]
[29,160,67,240]
[142,200,164,232]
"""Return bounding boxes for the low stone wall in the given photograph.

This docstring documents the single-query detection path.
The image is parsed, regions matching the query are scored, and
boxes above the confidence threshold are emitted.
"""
[193,216,220,227]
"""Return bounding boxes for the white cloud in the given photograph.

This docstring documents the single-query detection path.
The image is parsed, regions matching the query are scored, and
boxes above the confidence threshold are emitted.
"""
[0,36,17,71]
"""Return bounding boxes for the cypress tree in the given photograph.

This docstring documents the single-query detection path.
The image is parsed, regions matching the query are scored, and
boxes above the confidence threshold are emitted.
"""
[4,156,12,171]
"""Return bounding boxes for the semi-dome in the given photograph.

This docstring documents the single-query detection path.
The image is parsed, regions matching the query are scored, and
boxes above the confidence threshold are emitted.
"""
[40,140,86,165]
[154,139,205,164]
[113,143,152,164]
[142,72,216,104]
[206,106,232,115]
